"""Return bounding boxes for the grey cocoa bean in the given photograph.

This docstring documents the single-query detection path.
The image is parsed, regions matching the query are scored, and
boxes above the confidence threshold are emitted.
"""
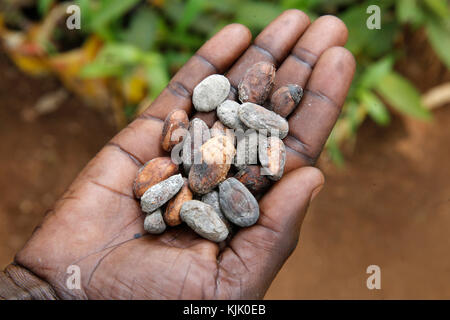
[238,102,289,139]
[141,174,184,213]
[182,118,211,173]
[219,177,259,227]
[144,209,166,234]
[180,200,229,242]
[217,100,246,130]
[193,75,230,112]
[234,129,258,170]
[202,191,233,231]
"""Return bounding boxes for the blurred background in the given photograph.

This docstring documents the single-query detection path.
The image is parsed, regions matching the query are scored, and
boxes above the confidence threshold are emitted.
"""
[0,0,449,299]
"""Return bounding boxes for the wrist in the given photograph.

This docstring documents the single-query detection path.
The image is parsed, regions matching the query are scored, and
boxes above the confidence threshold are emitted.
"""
[0,263,59,300]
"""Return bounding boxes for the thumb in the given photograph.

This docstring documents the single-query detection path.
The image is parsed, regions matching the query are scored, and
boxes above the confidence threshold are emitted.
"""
[217,166,324,299]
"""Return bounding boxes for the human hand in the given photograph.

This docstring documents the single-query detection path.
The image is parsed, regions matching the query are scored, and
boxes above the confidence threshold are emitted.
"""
[14,10,355,299]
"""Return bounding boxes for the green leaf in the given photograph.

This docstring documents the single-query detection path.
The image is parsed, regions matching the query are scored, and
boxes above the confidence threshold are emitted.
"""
[165,51,191,73]
[121,8,159,51]
[375,72,432,120]
[143,53,170,100]
[345,100,366,131]
[364,21,398,58]
[427,20,450,69]
[79,44,144,78]
[396,0,425,25]
[99,44,144,64]
[236,2,283,32]
[359,56,394,89]
[339,4,371,55]
[340,2,399,57]
[124,105,138,121]
[204,0,239,14]
[80,63,124,78]
[326,134,345,167]
[74,0,94,31]
[176,0,207,34]
[359,90,391,126]
[281,0,321,12]
[90,0,141,33]
[423,0,450,19]
[38,0,55,16]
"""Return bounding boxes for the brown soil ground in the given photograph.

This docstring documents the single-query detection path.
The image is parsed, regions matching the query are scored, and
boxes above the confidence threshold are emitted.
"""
[0,52,116,270]
[0,29,449,298]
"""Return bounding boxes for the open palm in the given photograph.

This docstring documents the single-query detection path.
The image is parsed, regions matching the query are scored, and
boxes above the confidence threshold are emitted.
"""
[15,10,355,299]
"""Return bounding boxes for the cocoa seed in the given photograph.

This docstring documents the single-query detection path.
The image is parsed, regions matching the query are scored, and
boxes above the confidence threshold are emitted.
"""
[210,120,235,143]
[133,157,179,198]
[141,174,184,213]
[270,84,303,117]
[234,165,271,195]
[161,109,189,152]
[189,163,229,195]
[201,135,235,165]
[216,100,246,130]
[144,209,166,234]
[238,61,275,105]
[188,136,235,194]
[202,190,233,231]
[164,178,193,226]
[182,118,211,174]
[193,74,230,112]
[219,177,259,227]
[259,136,286,181]
[180,200,229,242]
[238,102,289,139]
[234,129,258,170]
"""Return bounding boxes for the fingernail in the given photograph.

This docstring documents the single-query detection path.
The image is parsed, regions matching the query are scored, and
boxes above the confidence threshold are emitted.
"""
[311,184,324,202]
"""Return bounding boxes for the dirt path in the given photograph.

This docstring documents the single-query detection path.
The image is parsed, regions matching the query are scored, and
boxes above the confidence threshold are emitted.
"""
[0,45,449,298]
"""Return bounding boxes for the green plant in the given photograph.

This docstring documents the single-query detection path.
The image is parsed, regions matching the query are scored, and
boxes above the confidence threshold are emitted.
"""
[32,0,450,162]
[326,0,449,164]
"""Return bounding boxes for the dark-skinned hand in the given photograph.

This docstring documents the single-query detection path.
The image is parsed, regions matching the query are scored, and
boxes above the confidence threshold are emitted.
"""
[15,10,355,299]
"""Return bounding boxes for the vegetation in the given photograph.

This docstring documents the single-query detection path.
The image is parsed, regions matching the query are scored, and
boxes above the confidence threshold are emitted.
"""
[1,0,449,163]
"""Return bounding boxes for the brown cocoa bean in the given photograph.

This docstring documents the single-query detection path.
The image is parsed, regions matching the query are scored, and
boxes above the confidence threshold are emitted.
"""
[210,120,235,143]
[164,178,193,226]
[201,135,235,165]
[188,136,235,194]
[234,165,271,195]
[133,157,179,198]
[219,177,259,227]
[189,163,230,195]
[238,61,275,105]
[259,136,286,181]
[270,85,303,117]
[161,109,189,152]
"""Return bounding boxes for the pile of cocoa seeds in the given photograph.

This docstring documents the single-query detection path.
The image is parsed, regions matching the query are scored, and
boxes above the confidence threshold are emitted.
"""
[133,61,303,242]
